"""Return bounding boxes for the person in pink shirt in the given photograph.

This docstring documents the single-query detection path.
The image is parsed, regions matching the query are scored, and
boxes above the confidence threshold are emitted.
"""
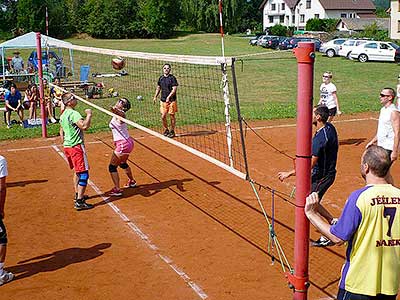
[108,98,137,196]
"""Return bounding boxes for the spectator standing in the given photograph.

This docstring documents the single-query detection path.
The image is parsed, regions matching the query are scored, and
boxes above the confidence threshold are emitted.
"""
[0,155,14,286]
[153,63,179,138]
[59,92,93,211]
[318,71,342,122]
[4,83,24,128]
[305,145,400,300]
[366,87,400,184]
[10,51,24,74]
[278,105,339,247]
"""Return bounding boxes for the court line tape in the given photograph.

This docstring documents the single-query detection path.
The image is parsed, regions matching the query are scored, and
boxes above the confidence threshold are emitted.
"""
[50,144,208,300]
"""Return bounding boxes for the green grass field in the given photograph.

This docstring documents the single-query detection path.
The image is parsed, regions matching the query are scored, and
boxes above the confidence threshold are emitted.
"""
[1,33,399,140]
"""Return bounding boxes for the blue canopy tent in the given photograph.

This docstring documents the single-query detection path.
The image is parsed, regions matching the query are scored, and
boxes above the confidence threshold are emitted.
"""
[0,32,74,80]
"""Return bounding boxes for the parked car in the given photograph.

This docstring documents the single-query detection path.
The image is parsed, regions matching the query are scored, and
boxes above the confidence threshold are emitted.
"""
[260,35,279,48]
[338,39,369,58]
[249,35,262,46]
[267,36,287,49]
[319,38,348,57]
[349,41,399,62]
[279,37,321,51]
[27,50,66,77]
[395,48,400,63]
[257,35,273,47]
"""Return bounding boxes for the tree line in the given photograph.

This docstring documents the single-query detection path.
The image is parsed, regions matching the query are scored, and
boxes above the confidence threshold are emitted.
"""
[0,0,263,39]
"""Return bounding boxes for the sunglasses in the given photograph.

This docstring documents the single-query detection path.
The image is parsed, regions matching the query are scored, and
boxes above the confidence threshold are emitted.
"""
[322,75,330,78]
[380,93,391,97]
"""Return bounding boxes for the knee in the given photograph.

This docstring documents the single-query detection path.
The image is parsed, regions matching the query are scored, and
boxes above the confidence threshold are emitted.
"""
[77,171,89,186]
[108,164,118,173]
[120,162,129,169]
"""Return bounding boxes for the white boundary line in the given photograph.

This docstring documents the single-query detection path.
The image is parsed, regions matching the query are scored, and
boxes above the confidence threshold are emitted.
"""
[50,144,208,300]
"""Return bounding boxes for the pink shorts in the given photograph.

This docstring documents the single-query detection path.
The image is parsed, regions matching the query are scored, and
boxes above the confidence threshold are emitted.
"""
[64,144,89,173]
[114,138,134,155]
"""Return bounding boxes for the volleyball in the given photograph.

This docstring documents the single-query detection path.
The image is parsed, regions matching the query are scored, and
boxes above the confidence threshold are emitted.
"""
[137,95,143,101]
[111,56,125,70]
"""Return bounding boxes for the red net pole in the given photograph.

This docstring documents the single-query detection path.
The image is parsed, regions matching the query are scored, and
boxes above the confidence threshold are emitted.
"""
[286,42,315,300]
[36,32,48,138]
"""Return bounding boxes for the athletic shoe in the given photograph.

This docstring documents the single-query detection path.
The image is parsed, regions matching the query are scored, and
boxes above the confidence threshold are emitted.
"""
[311,236,334,247]
[124,179,137,188]
[6,123,11,129]
[109,187,123,197]
[163,129,170,136]
[168,130,175,138]
[74,199,94,211]
[50,117,57,124]
[0,271,14,286]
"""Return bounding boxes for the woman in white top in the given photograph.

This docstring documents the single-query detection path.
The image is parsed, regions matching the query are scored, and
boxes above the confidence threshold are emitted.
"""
[108,98,137,196]
[318,71,342,122]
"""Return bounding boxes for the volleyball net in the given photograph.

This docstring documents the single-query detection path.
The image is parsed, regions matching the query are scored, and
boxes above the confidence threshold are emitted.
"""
[48,42,249,180]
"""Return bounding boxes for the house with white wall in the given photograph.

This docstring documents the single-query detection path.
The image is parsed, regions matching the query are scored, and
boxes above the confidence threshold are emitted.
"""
[260,0,376,31]
[390,1,400,39]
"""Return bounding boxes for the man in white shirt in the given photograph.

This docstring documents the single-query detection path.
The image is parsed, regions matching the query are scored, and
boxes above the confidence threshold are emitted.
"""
[366,87,400,183]
[318,71,342,122]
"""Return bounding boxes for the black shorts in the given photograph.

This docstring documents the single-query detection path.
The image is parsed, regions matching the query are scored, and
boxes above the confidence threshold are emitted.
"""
[337,288,397,300]
[311,173,336,201]
[0,217,7,244]
[328,107,337,116]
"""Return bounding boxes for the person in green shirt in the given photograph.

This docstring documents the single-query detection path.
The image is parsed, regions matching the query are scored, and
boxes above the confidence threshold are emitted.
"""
[59,92,93,211]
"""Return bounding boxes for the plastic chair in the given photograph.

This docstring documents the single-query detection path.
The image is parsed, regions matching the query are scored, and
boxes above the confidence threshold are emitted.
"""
[80,65,90,83]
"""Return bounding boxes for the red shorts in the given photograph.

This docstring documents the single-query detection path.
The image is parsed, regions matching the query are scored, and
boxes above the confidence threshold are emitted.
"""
[114,138,134,155]
[64,144,89,173]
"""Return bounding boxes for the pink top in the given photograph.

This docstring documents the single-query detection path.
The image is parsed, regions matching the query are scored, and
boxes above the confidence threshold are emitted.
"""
[109,117,130,142]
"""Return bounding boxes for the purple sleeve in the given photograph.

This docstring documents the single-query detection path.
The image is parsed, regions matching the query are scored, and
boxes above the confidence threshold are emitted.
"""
[330,186,371,241]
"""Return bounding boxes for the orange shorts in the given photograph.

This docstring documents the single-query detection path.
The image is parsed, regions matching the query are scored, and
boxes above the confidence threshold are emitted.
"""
[160,101,178,115]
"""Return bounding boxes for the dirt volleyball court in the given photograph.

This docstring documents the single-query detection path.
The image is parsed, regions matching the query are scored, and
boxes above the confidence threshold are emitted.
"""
[0,112,398,300]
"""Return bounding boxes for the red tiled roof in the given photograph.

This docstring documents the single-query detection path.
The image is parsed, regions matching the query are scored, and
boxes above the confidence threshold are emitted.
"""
[319,0,375,10]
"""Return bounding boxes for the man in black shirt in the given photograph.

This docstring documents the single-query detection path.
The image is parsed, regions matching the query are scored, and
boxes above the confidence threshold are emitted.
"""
[153,64,179,138]
[278,105,339,247]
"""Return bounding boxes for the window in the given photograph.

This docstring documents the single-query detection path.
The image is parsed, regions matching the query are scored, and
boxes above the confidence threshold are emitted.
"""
[280,15,284,23]
[314,14,319,19]
[300,14,305,23]
[365,43,378,49]
[341,13,347,18]
[306,0,311,9]
[398,0,400,12]
[269,16,274,23]
[271,3,276,10]
[282,3,285,10]
[342,22,345,29]
[380,43,390,50]
[292,15,295,24]
[398,20,400,32]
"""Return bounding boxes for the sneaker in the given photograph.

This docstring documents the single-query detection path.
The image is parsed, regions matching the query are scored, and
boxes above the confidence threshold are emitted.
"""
[311,236,334,247]
[124,179,137,188]
[74,199,94,211]
[163,129,170,136]
[6,123,11,129]
[50,117,57,124]
[109,187,123,197]
[0,271,14,286]
[167,130,175,138]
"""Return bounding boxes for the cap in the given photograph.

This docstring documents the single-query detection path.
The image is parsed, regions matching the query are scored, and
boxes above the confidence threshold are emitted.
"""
[13,51,20,55]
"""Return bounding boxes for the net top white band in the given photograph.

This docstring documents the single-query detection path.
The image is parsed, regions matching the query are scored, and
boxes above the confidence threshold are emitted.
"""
[58,44,233,66]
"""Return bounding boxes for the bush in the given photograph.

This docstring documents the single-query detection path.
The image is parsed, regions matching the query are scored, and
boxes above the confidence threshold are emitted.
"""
[269,24,288,36]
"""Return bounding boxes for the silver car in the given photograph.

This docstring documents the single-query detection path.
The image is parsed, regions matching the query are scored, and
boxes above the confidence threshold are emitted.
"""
[319,38,347,57]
